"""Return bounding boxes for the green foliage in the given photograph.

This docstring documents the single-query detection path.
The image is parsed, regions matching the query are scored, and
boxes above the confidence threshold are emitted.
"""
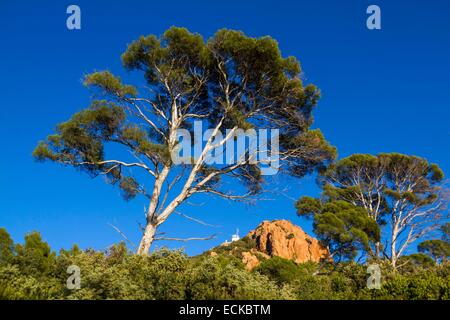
[122,27,210,85]
[13,231,56,276]
[33,100,126,167]
[186,256,294,299]
[295,196,321,217]
[84,71,137,97]
[254,256,304,284]
[373,270,450,300]
[313,152,448,267]
[0,228,449,300]
[120,125,170,164]
[0,264,62,300]
[208,236,256,258]
[0,228,14,264]
[279,262,370,300]
[320,153,445,222]
[0,229,292,300]
[418,240,450,263]
[283,129,337,177]
[397,253,435,273]
[296,199,380,261]
[34,26,336,207]
[119,176,141,201]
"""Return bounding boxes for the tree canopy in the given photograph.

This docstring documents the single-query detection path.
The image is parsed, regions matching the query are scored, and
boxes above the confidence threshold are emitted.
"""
[311,153,448,267]
[296,199,380,261]
[418,240,450,264]
[33,27,335,255]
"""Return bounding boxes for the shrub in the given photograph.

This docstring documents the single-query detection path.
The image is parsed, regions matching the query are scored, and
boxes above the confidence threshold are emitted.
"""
[254,256,303,284]
[0,228,448,300]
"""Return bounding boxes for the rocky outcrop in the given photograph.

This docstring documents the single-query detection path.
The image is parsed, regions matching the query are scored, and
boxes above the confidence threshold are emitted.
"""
[243,220,329,269]
[207,219,329,271]
[241,251,260,271]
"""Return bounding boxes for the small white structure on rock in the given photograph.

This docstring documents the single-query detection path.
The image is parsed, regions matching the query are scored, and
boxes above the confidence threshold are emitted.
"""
[231,229,240,242]
[222,229,240,245]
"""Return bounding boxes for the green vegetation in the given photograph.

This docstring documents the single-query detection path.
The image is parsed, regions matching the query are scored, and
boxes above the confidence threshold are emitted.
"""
[297,153,448,268]
[417,224,450,264]
[0,228,449,300]
[296,199,380,261]
[22,27,450,300]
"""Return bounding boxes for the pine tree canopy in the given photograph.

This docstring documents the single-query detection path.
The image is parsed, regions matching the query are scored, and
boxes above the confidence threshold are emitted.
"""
[33,27,336,201]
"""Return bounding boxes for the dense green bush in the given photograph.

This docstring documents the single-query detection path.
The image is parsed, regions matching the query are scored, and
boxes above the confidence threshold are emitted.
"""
[0,229,293,300]
[0,228,449,300]
[254,256,306,284]
[186,257,295,299]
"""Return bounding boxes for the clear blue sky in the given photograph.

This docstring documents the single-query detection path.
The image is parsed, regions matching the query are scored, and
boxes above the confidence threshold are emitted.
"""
[0,0,449,256]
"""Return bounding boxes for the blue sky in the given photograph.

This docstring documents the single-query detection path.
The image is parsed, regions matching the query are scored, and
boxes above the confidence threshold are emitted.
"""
[0,0,449,256]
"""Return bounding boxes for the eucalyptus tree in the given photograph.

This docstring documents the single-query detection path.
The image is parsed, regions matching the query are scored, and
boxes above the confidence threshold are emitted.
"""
[33,27,335,255]
[317,153,448,268]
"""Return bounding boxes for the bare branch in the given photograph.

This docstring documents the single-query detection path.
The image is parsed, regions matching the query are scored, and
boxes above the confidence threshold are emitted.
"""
[153,234,217,242]
[174,210,220,228]
[108,223,137,250]
[76,160,156,177]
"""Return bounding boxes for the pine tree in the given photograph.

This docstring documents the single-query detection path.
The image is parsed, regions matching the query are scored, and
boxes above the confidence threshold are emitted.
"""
[33,27,335,255]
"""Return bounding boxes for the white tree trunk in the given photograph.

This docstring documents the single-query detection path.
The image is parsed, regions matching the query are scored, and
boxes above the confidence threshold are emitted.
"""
[390,224,399,269]
[136,166,170,256]
[137,222,157,255]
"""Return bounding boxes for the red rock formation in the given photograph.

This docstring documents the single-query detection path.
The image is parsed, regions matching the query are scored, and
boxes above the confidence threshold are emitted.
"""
[241,251,260,271]
[244,220,329,269]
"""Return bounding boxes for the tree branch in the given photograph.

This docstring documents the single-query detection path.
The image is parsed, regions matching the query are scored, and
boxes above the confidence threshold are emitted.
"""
[153,234,217,242]
[108,223,137,250]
